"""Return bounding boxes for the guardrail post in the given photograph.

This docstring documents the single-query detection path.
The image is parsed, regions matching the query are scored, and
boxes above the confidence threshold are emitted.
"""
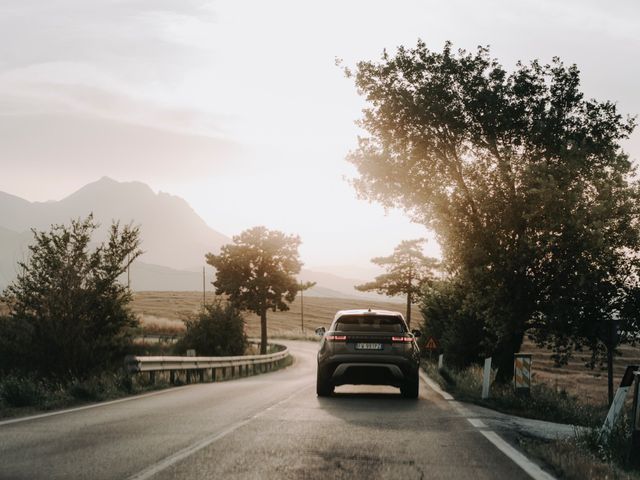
[198,369,204,382]
[170,370,175,384]
[149,371,156,385]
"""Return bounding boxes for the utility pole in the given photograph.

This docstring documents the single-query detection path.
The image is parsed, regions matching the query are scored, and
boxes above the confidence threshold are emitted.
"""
[603,313,620,406]
[202,266,206,307]
[298,281,316,332]
[127,254,131,289]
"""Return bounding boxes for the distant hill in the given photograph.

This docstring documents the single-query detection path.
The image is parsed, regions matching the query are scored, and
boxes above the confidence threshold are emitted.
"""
[0,177,229,270]
[0,178,398,302]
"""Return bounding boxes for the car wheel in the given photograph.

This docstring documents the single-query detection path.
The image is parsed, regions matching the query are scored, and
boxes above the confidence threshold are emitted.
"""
[401,373,419,399]
[316,368,334,397]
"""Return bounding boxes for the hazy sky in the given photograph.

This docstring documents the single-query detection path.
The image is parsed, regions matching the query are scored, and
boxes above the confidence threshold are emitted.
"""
[1,0,639,268]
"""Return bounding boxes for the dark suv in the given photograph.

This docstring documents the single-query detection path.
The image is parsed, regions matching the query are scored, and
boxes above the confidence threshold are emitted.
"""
[315,309,421,398]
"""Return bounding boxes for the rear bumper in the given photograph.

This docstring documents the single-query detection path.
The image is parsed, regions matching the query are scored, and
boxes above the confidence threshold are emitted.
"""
[319,354,418,387]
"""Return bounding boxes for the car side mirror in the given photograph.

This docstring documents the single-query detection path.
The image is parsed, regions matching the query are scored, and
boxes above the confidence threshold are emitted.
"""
[315,327,326,336]
[411,329,422,338]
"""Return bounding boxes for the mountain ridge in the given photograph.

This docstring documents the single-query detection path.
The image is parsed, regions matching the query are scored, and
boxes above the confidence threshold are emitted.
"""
[0,178,396,302]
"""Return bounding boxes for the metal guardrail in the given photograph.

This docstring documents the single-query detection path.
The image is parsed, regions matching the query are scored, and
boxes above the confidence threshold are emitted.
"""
[124,343,290,385]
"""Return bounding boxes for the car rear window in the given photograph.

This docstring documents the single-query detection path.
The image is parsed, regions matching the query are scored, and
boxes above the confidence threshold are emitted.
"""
[334,314,405,333]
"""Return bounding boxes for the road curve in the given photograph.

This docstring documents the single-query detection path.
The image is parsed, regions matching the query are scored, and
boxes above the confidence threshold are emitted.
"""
[0,341,549,480]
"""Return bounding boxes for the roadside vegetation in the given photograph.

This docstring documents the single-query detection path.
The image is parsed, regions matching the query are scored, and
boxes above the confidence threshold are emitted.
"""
[423,360,640,478]
[519,422,640,480]
[423,361,607,426]
[0,218,288,419]
[175,301,247,356]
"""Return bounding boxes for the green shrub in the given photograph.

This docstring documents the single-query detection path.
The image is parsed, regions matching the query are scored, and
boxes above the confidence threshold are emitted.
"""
[0,216,141,379]
[0,375,46,407]
[421,280,484,368]
[175,301,247,356]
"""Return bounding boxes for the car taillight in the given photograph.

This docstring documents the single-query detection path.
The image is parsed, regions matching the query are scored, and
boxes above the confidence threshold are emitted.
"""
[326,335,347,341]
[392,336,413,343]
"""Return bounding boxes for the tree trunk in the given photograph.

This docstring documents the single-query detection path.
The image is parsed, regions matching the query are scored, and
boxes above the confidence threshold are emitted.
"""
[493,328,526,384]
[406,293,412,328]
[260,310,268,355]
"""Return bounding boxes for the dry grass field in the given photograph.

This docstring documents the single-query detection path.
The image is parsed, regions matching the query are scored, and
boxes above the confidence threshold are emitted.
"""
[131,291,422,339]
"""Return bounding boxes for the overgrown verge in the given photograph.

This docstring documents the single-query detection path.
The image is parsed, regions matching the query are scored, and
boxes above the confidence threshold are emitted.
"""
[1,344,293,420]
[422,361,607,427]
[519,418,640,480]
[0,371,164,419]
[423,361,640,478]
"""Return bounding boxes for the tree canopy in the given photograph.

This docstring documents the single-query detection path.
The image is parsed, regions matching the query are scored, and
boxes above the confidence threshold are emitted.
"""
[347,41,640,379]
[356,239,438,326]
[206,226,302,354]
[0,215,142,378]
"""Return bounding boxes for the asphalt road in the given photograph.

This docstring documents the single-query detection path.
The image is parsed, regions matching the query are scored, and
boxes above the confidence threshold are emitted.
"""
[0,341,552,480]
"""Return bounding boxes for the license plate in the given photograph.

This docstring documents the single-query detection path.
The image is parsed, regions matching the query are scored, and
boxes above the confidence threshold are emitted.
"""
[355,342,383,350]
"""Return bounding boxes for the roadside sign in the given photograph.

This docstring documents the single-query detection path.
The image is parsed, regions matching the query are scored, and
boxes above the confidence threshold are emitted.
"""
[425,337,438,350]
[514,354,532,395]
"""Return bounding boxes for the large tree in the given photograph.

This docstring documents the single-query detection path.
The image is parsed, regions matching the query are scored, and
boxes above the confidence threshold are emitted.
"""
[346,41,640,380]
[206,226,302,354]
[355,239,438,327]
[0,215,142,378]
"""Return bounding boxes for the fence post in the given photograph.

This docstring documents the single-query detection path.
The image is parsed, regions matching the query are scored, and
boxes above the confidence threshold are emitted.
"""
[482,357,492,399]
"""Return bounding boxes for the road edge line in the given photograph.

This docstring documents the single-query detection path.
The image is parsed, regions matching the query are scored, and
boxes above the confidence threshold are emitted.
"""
[419,369,453,400]
[479,430,556,480]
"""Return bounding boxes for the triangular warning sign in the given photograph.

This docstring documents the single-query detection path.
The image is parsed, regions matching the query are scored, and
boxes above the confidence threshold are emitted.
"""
[425,337,438,350]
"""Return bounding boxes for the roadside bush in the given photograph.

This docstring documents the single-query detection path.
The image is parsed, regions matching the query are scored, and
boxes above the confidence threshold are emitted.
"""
[0,216,141,379]
[0,375,46,407]
[175,301,247,356]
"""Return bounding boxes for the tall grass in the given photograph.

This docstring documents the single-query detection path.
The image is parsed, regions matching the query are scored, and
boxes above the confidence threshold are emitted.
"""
[424,362,607,426]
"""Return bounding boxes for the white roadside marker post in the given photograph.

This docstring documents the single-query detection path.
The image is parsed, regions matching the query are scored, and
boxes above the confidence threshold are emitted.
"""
[599,365,639,441]
[482,357,492,399]
[438,354,444,371]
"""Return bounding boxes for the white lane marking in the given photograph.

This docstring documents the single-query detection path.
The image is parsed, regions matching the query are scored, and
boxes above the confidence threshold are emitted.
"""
[126,384,312,480]
[479,430,557,480]
[419,370,453,400]
[0,387,188,427]
[467,418,487,429]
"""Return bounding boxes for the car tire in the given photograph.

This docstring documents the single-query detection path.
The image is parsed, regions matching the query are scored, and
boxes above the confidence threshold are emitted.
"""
[401,373,419,399]
[316,368,334,397]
